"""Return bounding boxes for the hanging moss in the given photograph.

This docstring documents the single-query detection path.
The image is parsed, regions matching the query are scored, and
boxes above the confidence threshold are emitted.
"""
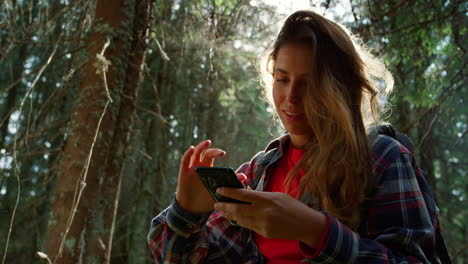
[65,237,76,253]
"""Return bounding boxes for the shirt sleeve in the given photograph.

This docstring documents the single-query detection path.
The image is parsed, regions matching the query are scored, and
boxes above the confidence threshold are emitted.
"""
[147,151,264,263]
[301,135,438,264]
[147,198,212,263]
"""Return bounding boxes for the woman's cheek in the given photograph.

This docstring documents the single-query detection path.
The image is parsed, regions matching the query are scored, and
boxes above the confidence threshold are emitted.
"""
[272,84,284,109]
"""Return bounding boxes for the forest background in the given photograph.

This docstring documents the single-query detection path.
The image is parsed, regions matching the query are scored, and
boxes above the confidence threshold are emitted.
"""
[0,0,466,263]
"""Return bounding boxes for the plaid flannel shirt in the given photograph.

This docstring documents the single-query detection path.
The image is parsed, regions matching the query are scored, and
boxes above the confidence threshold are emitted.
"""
[147,134,440,263]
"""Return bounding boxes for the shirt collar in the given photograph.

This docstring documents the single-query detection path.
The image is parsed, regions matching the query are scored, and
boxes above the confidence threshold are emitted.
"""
[264,133,291,154]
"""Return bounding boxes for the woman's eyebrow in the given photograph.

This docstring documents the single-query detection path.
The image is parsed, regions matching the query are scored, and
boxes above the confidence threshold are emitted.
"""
[274,68,308,77]
[274,68,288,74]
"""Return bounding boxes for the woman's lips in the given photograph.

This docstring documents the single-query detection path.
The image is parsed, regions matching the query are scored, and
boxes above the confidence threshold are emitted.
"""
[282,110,305,121]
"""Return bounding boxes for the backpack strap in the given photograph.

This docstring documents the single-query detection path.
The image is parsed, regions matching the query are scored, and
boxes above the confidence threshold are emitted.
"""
[436,228,452,264]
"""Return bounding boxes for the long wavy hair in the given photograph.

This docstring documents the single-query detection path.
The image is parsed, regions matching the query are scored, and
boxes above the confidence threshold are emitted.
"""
[261,10,394,229]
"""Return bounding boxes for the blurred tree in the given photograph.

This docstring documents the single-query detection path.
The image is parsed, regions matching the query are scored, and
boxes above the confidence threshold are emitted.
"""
[43,0,151,263]
[111,1,279,262]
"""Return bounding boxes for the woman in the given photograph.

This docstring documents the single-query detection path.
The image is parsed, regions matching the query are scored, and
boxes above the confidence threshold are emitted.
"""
[148,10,440,263]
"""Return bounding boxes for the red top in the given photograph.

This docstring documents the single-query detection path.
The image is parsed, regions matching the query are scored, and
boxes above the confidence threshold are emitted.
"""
[253,143,330,263]
[253,144,305,263]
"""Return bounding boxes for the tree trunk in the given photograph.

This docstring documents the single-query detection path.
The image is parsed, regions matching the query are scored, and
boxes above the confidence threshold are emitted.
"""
[98,0,151,262]
[417,107,437,195]
[44,0,151,263]
[0,45,27,149]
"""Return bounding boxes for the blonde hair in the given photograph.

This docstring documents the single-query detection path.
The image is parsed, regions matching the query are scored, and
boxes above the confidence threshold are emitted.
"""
[261,10,393,229]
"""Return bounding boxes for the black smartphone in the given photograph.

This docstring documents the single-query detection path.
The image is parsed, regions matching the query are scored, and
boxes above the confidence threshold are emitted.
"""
[195,167,250,205]
[195,167,250,226]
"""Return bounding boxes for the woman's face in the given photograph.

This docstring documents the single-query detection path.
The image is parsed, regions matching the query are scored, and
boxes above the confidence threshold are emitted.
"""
[273,43,313,146]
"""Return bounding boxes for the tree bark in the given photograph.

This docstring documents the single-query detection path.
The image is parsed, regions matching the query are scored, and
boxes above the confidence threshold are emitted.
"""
[98,0,151,262]
[44,0,151,263]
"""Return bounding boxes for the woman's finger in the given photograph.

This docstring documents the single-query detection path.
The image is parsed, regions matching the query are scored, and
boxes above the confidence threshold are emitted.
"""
[236,173,247,185]
[180,146,195,172]
[235,215,257,231]
[216,188,267,203]
[190,140,211,167]
[202,148,226,161]
[214,203,256,218]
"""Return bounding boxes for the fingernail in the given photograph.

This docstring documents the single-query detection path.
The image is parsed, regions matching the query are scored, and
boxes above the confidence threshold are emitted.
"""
[216,187,224,194]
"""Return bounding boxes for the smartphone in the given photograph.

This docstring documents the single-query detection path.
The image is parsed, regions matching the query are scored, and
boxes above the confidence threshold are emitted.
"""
[195,167,250,226]
[195,167,250,205]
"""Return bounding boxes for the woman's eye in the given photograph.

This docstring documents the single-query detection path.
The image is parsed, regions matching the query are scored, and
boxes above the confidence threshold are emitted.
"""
[275,78,289,83]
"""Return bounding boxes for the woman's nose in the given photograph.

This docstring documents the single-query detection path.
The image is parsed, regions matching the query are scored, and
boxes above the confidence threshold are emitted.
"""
[286,81,303,104]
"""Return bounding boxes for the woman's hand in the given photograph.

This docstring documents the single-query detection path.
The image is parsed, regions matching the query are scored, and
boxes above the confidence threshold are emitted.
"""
[213,188,327,248]
[175,140,226,214]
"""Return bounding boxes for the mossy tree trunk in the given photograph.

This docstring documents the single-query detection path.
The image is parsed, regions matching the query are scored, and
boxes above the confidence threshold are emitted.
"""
[44,0,151,263]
